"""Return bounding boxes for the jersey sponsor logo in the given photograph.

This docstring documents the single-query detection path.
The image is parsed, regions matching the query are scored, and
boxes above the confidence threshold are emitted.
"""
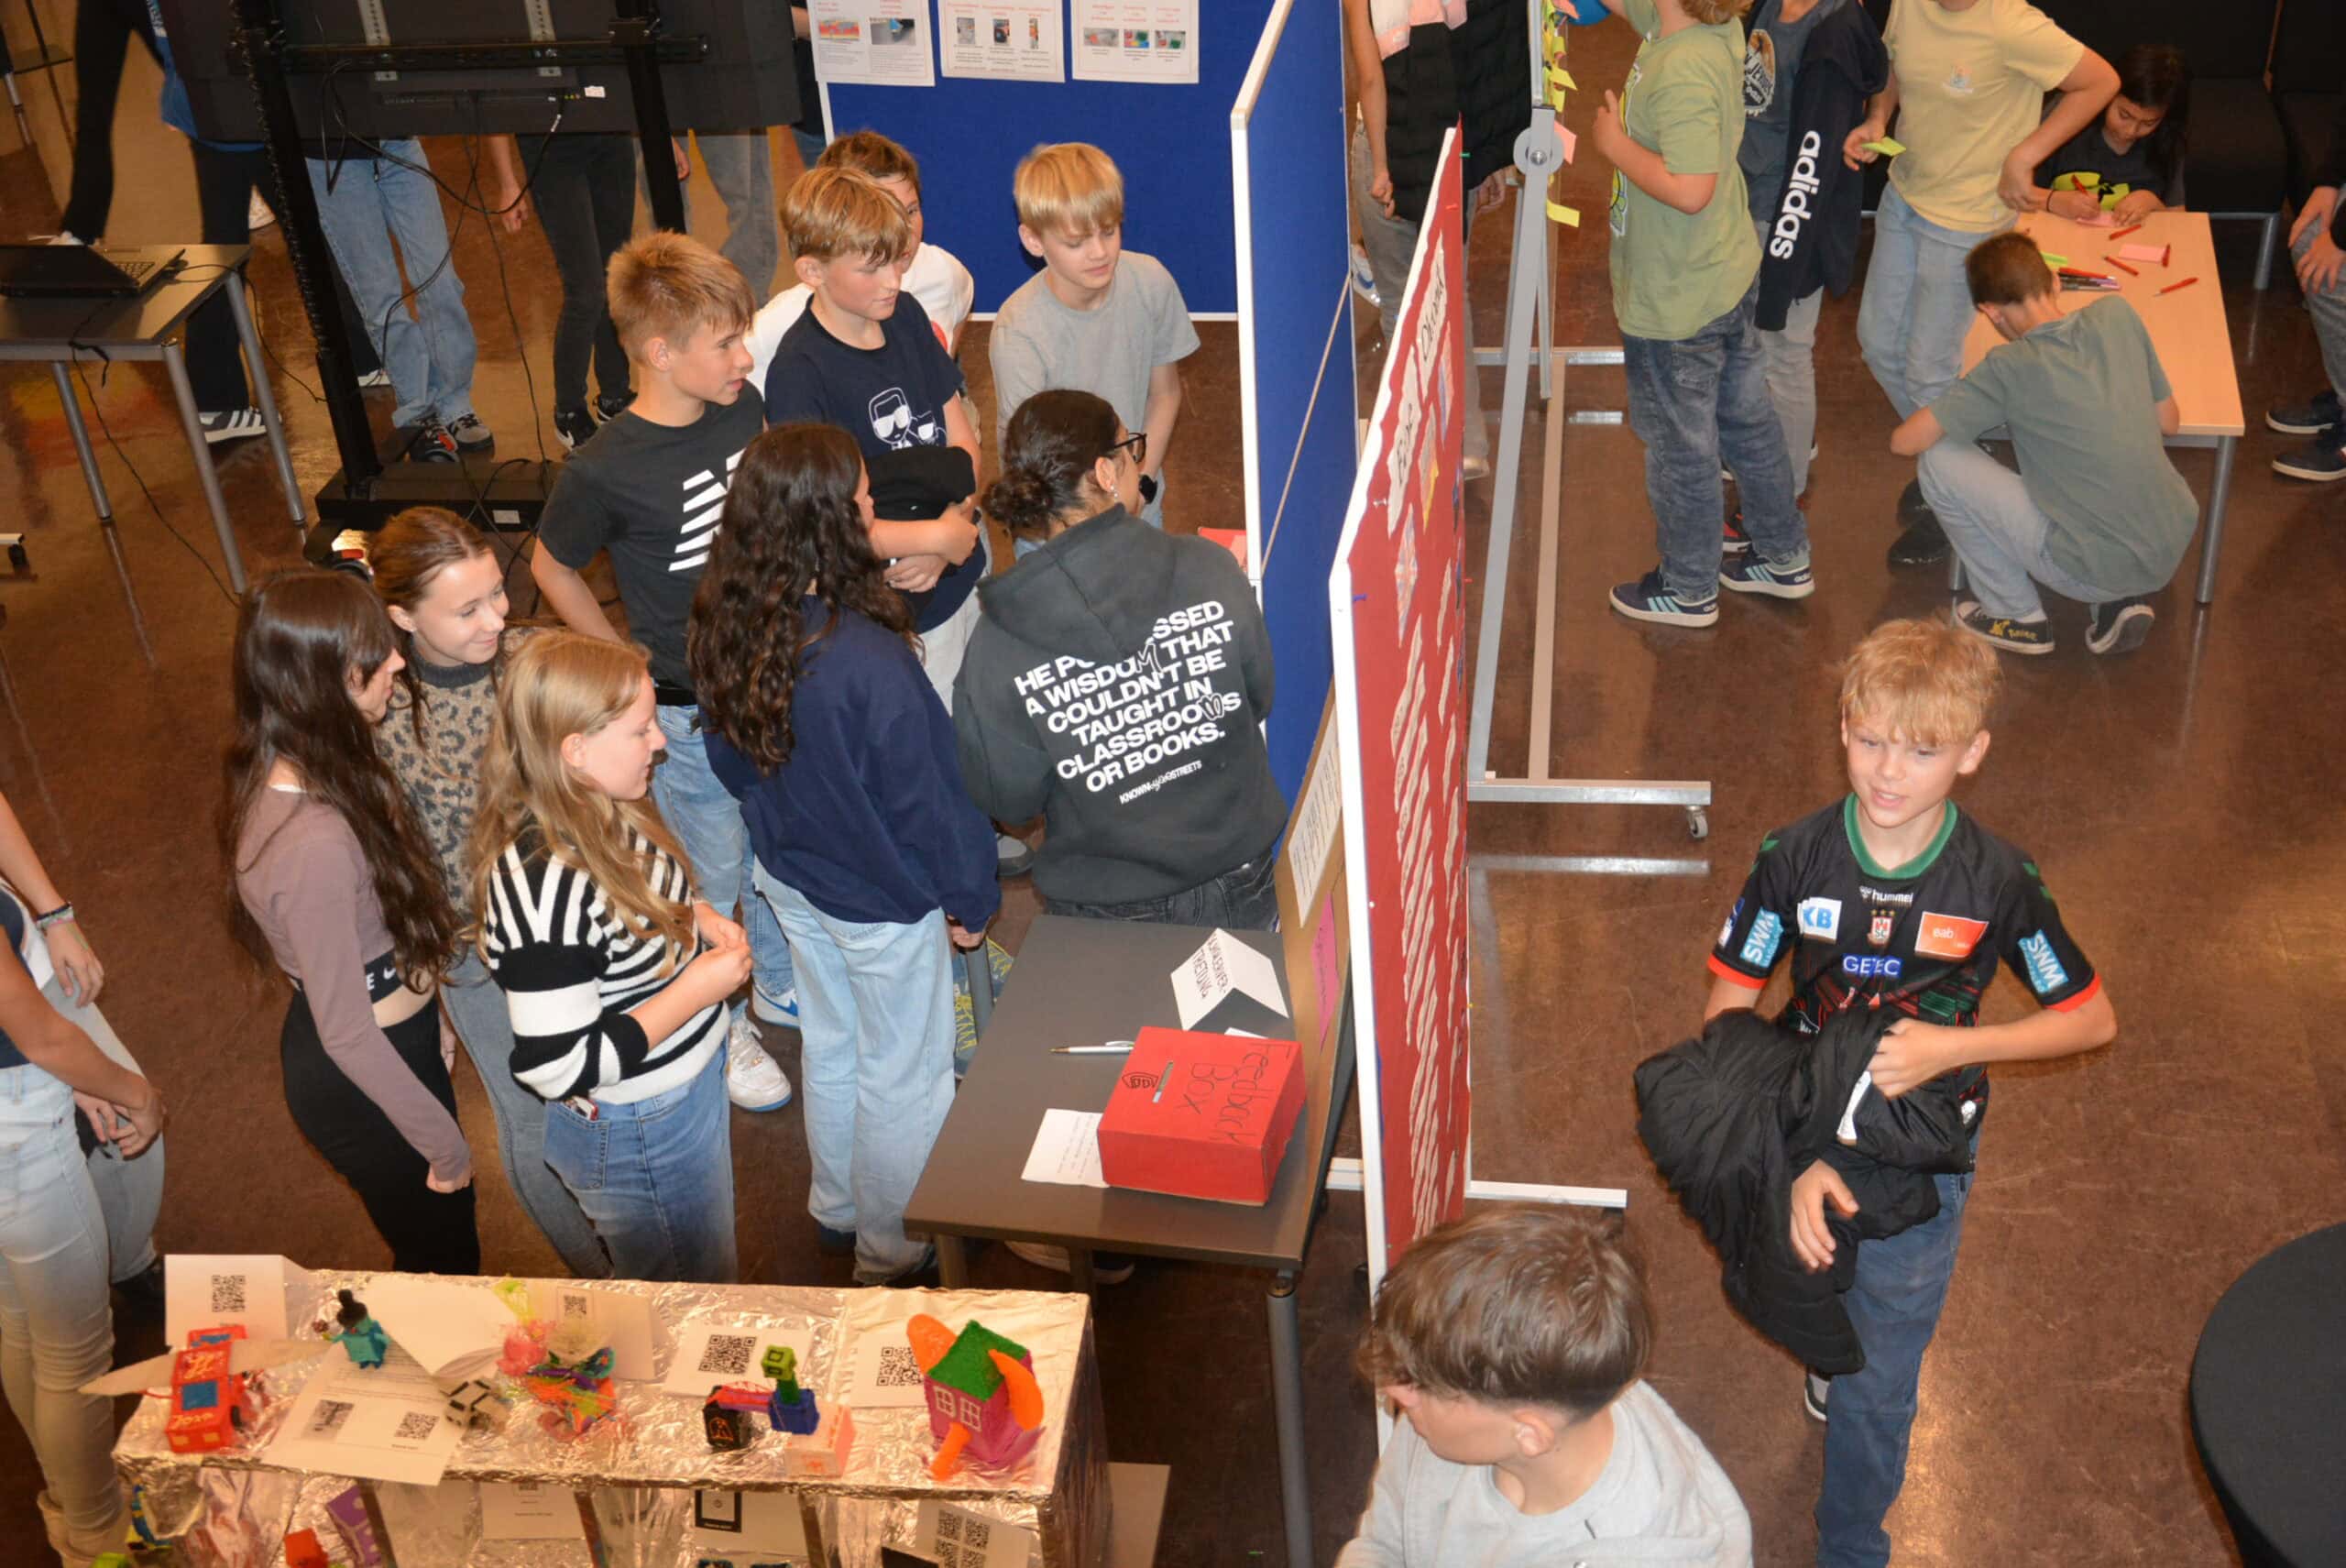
[672,446,749,573]
[1740,909,1783,970]
[1859,883,1914,906]
[1843,955,1902,978]
[1868,908,1896,948]
[1797,896,1841,941]
[1718,899,1742,949]
[2019,930,2069,996]
[1914,911,1987,960]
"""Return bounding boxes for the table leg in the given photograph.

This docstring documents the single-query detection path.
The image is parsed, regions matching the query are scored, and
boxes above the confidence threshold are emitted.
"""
[1266,1272,1312,1568]
[49,363,115,521]
[935,1234,970,1288]
[159,342,248,596]
[1069,1248,1096,1294]
[225,272,307,533]
[2195,434,2237,607]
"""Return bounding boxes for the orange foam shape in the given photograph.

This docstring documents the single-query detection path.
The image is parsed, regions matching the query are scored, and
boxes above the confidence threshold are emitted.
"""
[930,1420,972,1480]
[989,1350,1044,1430]
[905,1313,957,1374]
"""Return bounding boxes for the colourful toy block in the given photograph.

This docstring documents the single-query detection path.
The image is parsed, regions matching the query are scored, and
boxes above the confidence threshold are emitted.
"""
[701,1395,751,1452]
[783,1402,856,1478]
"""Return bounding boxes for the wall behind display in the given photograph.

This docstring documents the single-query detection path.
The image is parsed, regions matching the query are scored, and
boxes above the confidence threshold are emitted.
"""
[824,2,1276,313]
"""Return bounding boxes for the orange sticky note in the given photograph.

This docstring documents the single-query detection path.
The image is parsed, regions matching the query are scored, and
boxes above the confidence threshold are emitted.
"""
[1552,122,1577,164]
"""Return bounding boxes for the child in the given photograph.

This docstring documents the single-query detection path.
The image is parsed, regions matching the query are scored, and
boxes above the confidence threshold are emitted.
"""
[1591,0,1814,627]
[1705,616,2117,1568]
[529,230,798,1113]
[471,633,752,1283]
[1891,233,2194,656]
[1338,1204,1752,1565]
[2030,44,2189,224]
[1847,0,2116,568]
[746,129,978,392]
[690,424,998,1287]
[988,143,1199,536]
[2269,94,2346,482]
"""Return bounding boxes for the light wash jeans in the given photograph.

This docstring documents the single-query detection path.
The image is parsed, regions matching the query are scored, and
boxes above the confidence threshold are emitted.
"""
[1621,279,1810,604]
[1754,217,1822,497]
[0,1063,122,1553]
[756,868,954,1283]
[305,141,479,431]
[1857,183,2008,422]
[915,585,982,713]
[442,952,610,1278]
[1816,1157,1975,1568]
[653,705,795,1009]
[49,980,161,1288]
[1916,442,2114,620]
[640,133,780,296]
[542,1046,737,1283]
[2296,225,2346,400]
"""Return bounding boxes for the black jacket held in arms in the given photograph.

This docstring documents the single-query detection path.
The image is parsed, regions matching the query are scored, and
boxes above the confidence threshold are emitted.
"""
[1634,1007,1979,1377]
[1754,2,1889,333]
[1381,0,1534,226]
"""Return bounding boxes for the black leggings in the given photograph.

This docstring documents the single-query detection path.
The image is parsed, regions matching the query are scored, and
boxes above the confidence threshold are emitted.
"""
[529,134,635,412]
[57,0,159,242]
[280,995,479,1276]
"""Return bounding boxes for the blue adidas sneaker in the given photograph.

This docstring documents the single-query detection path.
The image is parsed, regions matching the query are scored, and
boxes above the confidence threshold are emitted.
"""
[1609,570,1719,628]
[1718,556,1815,599]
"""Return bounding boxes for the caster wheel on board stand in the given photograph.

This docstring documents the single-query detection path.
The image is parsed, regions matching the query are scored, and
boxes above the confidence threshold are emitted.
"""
[1687,807,1708,841]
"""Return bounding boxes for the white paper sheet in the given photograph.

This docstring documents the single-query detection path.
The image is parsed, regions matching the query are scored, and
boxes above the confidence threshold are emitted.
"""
[362,1277,516,1382]
[1170,929,1289,1030]
[1021,1109,1109,1189]
[164,1255,292,1349]
[480,1481,587,1541]
[690,1488,809,1555]
[841,1320,934,1409]
[661,1322,816,1398]
[939,0,1065,82]
[268,1342,461,1486]
[915,1498,1039,1568]
[527,1282,656,1383]
[808,0,937,86]
[1071,0,1199,84]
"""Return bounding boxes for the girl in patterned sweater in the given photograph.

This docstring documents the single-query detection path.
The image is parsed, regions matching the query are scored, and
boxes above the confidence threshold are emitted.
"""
[470,632,751,1282]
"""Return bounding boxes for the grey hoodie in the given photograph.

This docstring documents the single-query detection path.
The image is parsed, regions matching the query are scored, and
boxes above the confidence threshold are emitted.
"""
[950,507,1287,907]
[1336,1383,1753,1567]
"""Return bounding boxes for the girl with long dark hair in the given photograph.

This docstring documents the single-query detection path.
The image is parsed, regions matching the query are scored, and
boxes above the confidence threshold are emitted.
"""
[224,570,478,1275]
[690,423,997,1287]
[2034,43,2190,222]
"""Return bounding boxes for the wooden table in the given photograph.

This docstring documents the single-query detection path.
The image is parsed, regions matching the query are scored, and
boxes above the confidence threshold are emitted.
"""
[1960,210,2245,606]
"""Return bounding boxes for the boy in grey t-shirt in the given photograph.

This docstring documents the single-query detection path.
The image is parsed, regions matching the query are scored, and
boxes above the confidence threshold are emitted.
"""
[1891,232,2196,658]
[1338,1206,1751,1568]
[988,143,1199,545]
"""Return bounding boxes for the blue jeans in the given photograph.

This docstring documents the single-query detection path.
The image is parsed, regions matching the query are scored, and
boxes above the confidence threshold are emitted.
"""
[0,1064,121,1552]
[442,952,610,1278]
[542,1047,737,1282]
[306,142,479,431]
[1858,184,2007,422]
[653,706,795,1008]
[1916,443,2117,620]
[1816,1157,1976,1568]
[756,868,954,1283]
[1621,279,1810,603]
[1045,849,1281,932]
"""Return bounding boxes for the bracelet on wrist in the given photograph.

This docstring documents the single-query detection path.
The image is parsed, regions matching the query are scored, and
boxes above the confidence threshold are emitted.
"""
[33,902,74,931]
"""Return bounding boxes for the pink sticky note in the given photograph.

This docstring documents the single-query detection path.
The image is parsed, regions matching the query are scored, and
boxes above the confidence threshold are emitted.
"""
[1310,892,1342,1049]
[1552,122,1577,164]
[2119,243,2165,264]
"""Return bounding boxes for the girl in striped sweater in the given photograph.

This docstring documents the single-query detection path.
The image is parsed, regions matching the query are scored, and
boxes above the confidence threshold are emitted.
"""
[470,631,751,1282]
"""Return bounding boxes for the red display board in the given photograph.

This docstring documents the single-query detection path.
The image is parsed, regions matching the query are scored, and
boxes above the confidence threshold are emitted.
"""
[1329,132,1471,1276]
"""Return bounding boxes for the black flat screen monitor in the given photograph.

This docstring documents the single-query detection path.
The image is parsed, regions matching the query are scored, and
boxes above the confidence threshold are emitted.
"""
[158,0,795,143]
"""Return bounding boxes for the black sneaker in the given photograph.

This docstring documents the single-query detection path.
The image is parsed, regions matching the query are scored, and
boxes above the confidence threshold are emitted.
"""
[445,411,495,454]
[594,390,636,422]
[199,407,267,444]
[1955,600,2055,656]
[1722,510,1753,558]
[814,1224,857,1257]
[1896,476,1935,524]
[409,417,459,463]
[2085,597,2154,654]
[2266,388,2342,436]
[1803,1371,1829,1422]
[2271,427,2346,482]
[554,406,598,450]
[1608,569,1718,628]
[1887,516,1949,568]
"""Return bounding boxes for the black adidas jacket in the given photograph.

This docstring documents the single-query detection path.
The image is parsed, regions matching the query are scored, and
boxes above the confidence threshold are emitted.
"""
[1755,2,1888,332]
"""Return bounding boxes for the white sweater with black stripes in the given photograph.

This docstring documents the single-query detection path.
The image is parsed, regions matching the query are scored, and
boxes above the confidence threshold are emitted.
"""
[478,831,725,1105]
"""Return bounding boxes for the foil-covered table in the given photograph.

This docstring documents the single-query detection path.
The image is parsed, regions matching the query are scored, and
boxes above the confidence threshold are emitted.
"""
[114,1271,1109,1568]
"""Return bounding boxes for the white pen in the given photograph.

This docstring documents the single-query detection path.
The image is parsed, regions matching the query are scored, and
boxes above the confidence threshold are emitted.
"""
[1049,1041,1137,1055]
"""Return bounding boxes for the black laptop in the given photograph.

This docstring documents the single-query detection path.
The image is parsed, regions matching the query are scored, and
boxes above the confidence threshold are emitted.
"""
[0,245,186,299]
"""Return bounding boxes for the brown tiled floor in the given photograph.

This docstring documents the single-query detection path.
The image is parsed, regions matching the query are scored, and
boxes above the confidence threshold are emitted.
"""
[3,11,2341,1565]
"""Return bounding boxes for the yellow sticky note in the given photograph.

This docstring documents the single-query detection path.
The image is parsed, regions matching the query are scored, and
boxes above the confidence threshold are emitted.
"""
[1547,200,1581,227]
[1549,67,1577,91]
[1861,137,1905,157]
[2039,251,2069,267]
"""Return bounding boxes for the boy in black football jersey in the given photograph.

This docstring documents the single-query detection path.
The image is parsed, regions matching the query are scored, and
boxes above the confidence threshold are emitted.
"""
[1702,615,2116,1568]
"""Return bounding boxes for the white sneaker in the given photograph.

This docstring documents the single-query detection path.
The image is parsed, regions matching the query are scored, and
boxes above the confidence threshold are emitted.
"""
[356,367,391,389]
[725,1016,793,1111]
[199,408,267,444]
[1803,1371,1830,1422]
[751,985,799,1025]
[248,190,276,231]
[44,231,88,246]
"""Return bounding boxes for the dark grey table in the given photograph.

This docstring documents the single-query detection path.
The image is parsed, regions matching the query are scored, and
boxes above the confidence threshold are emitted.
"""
[0,244,305,593]
[906,915,1353,1568]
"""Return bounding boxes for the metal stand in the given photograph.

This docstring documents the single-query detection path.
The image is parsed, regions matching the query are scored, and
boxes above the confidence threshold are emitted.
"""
[1461,102,1712,849]
[1266,1273,1310,1568]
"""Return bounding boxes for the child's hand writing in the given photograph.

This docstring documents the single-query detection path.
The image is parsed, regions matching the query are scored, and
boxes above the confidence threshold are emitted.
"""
[1870,1018,1966,1099]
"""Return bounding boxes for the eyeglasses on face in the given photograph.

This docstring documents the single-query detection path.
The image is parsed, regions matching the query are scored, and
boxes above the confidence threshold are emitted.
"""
[1102,432,1147,465]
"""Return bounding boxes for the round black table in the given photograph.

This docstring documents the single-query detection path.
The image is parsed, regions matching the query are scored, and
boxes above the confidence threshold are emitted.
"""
[2189,1223,2346,1565]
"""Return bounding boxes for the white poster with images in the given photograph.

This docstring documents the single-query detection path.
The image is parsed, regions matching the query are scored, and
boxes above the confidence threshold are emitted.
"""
[1071,0,1198,84]
[807,0,937,86]
[940,0,1066,82]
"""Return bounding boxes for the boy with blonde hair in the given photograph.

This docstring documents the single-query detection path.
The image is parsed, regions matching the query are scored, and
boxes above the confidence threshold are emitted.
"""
[530,230,798,1112]
[989,142,1198,538]
[1704,616,2118,1568]
[1590,0,1813,628]
[1338,1204,1751,1564]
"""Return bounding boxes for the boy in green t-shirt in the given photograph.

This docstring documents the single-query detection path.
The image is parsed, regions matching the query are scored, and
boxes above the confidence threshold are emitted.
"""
[1591,0,1814,629]
[1890,233,2195,658]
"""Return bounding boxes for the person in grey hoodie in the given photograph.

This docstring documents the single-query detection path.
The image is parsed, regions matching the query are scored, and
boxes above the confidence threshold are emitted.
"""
[1341,1205,1753,1568]
[955,389,1288,929]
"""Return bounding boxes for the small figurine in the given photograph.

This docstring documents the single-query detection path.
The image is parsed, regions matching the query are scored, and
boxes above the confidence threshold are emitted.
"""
[284,1528,332,1568]
[906,1314,1046,1479]
[783,1402,856,1478]
[761,1343,796,1390]
[319,1290,389,1370]
[701,1391,752,1452]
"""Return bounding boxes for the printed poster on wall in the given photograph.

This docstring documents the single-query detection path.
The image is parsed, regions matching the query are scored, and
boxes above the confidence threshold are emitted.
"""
[807,0,937,86]
[939,0,1066,82]
[1328,131,1471,1272]
[1071,0,1200,84]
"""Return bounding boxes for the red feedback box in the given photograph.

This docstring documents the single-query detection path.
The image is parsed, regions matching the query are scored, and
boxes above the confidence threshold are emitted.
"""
[1098,1027,1307,1205]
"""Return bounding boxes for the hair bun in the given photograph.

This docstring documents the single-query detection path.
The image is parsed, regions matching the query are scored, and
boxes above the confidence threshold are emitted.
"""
[981,468,1054,533]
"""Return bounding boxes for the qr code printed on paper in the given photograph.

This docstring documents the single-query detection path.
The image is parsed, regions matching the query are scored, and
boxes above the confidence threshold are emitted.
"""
[394,1411,438,1442]
[559,1290,590,1319]
[310,1400,354,1436]
[964,1519,992,1551]
[874,1344,922,1387]
[937,1547,968,1568]
[698,1333,758,1377]
[209,1274,246,1314]
[937,1512,963,1544]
